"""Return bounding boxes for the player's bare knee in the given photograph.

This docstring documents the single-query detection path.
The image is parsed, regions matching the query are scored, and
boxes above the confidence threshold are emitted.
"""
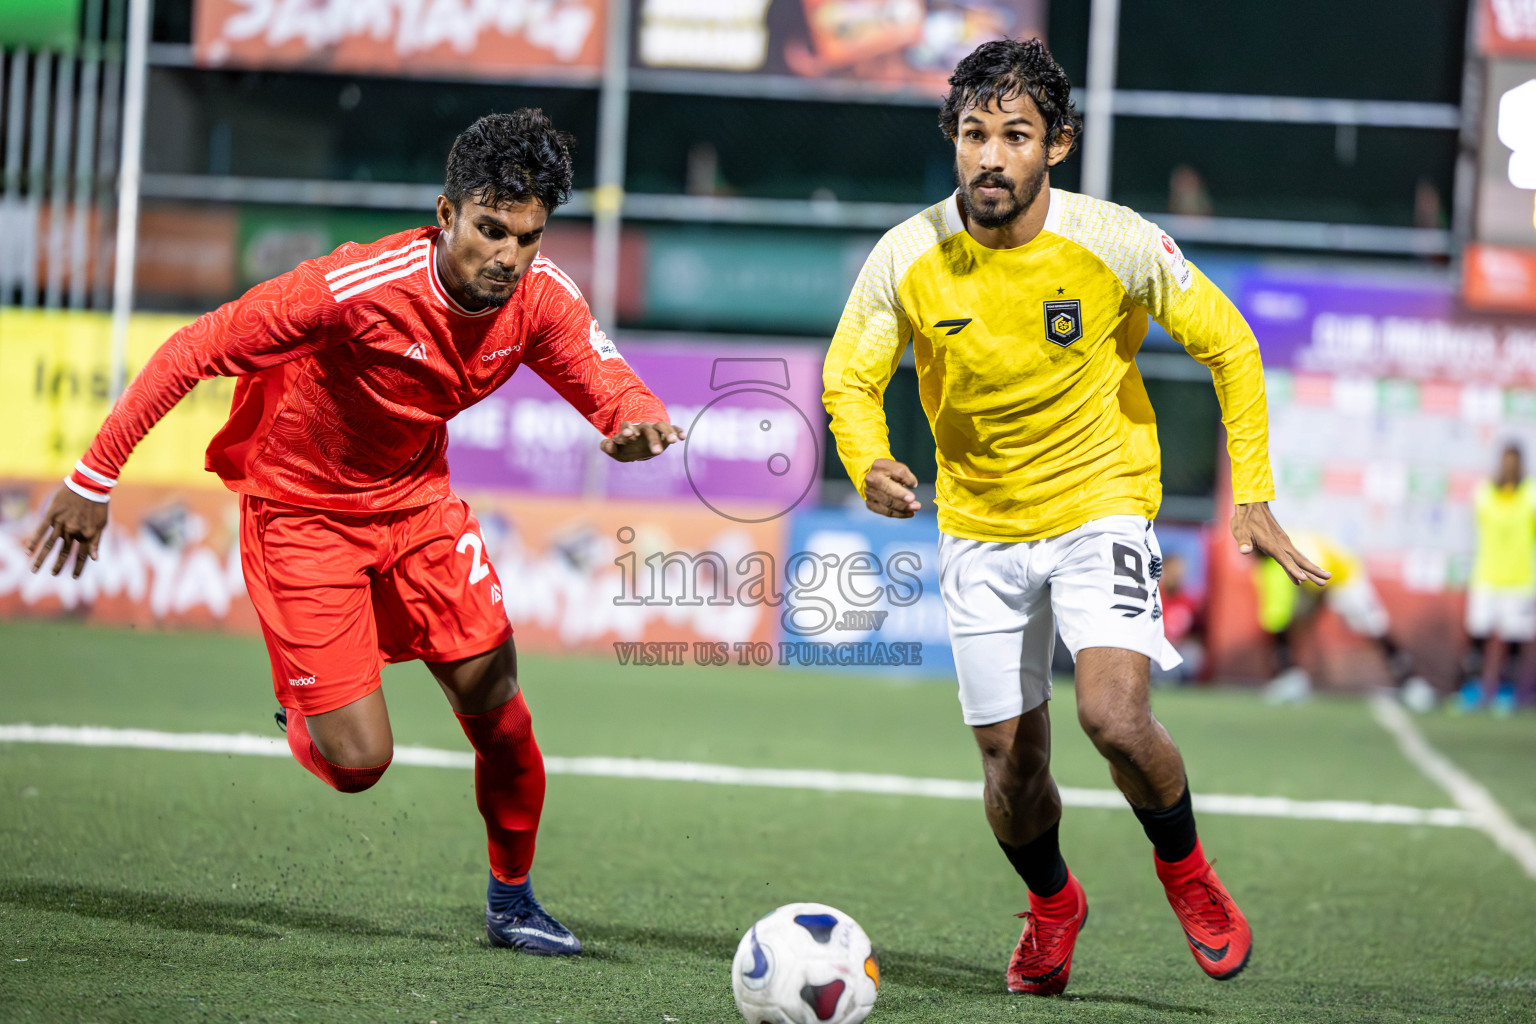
[1077,699,1149,758]
[312,732,394,773]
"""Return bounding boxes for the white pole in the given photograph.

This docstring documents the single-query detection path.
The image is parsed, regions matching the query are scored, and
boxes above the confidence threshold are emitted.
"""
[590,0,631,330]
[108,0,151,398]
[1080,0,1121,200]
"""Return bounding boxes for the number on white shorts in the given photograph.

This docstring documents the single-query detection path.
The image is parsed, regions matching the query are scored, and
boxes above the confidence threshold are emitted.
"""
[1110,541,1147,617]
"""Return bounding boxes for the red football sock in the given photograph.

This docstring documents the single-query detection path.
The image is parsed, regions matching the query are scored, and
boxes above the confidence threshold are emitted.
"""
[455,691,546,883]
[283,707,391,794]
[1155,837,1210,880]
[1030,870,1081,917]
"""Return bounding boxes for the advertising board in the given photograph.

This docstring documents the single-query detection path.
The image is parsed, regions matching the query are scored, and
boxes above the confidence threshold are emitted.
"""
[1467,58,1536,313]
[194,0,605,82]
[447,340,826,520]
[632,0,1044,96]
[0,482,789,658]
[1480,0,1536,58]
[1202,271,1536,687]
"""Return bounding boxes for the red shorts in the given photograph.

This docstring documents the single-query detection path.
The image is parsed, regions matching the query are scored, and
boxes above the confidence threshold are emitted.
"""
[240,492,513,716]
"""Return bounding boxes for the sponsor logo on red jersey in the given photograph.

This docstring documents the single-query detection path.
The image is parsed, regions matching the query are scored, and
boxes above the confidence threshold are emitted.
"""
[588,320,621,360]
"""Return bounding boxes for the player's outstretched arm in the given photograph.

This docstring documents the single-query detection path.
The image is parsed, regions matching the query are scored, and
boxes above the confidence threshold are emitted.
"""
[599,421,686,462]
[1231,502,1329,586]
[863,458,922,518]
[28,487,108,579]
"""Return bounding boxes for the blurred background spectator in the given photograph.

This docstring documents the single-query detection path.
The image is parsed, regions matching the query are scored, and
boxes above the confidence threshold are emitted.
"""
[1460,441,1536,715]
[1154,551,1205,683]
[1253,533,1433,708]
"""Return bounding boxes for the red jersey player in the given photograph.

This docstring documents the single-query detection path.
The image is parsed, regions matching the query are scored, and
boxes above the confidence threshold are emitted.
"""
[27,109,681,955]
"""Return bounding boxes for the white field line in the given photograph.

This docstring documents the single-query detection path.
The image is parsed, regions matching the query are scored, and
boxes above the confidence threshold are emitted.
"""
[0,722,1474,830]
[1370,696,1536,879]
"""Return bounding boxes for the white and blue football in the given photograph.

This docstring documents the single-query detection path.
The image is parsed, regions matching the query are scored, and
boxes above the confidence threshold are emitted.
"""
[730,902,879,1024]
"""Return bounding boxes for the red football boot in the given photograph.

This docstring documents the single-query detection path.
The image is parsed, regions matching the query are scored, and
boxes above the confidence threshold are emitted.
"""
[1006,872,1088,995]
[1155,840,1252,980]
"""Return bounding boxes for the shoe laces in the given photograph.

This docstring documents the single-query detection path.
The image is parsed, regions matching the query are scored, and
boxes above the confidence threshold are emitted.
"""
[489,884,543,920]
[1169,863,1233,935]
[507,891,547,919]
[1014,907,1080,960]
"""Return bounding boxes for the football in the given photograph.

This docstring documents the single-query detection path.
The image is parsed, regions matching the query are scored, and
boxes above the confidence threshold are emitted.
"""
[730,902,880,1024]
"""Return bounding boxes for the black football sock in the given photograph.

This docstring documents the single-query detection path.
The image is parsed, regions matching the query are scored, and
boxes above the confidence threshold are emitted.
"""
[1133,782,1198,863]
[998,821,1069,898]
[1380,636,1415,685]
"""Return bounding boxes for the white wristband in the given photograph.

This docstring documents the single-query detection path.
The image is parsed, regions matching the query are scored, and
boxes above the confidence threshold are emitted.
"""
[63,476,111,503]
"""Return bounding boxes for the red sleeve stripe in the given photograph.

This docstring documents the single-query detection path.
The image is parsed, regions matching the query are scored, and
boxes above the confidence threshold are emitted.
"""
[332,248,431,301]
[531,259,582,300]
[327,240,432,299]
[67,460,115,502]
[323,240,420,283]
[64,476,111,503]
[73,460,118,490]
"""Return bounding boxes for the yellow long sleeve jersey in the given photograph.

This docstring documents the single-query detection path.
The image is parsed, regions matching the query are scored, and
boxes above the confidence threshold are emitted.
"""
[823,188,1276,542]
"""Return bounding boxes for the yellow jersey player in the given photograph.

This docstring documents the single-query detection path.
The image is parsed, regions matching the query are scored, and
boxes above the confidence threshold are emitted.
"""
[822,38,1328,996]
[1463,442,1536,714]
[1254,532,1431,708]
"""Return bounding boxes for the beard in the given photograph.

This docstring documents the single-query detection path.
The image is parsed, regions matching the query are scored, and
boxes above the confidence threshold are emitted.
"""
[956,155,1049,230]
[460,271,519,309]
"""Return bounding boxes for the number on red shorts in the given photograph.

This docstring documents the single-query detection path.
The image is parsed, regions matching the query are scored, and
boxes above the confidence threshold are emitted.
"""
[456,531,491,584]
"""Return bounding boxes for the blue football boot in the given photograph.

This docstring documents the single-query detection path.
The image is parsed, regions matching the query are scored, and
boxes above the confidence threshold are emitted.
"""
[1455,680,1483,714]
[484,873,582,955]
[1494,683,1517,718]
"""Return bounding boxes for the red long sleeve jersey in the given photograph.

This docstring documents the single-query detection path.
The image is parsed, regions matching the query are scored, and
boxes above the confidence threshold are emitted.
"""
[70,227,668,513]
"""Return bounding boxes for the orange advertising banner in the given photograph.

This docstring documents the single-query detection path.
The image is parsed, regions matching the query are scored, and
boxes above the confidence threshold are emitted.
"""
[457,491,786,653]
[1480,0,1536,57]
[1,481,784,656]
[633,0,1045,95]
[1463,243,1536,314]
[193,0,606,81]
[0,480,255,633]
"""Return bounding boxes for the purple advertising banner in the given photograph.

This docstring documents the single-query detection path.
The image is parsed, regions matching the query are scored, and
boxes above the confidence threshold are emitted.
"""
[1238,271,1536,384]
[446,339,826,521]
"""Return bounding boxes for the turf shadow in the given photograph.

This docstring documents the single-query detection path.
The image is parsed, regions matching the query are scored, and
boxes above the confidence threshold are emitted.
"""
[561,918,738,964]
[0,878,454,942]
[564,919,1006,996]
[563,922,1211,1008]
[1072,992,1215,1016]
[871,948,1005,995]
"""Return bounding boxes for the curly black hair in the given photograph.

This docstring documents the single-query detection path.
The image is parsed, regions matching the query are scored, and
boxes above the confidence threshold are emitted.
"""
[939,38,1082,155]
[444,109,575,212]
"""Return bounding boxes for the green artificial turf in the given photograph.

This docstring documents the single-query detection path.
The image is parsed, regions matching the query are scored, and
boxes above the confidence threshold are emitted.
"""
[2,620,1535,1023]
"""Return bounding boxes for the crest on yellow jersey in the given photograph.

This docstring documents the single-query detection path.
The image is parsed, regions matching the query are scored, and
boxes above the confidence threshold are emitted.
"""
[1042,299,1082,347]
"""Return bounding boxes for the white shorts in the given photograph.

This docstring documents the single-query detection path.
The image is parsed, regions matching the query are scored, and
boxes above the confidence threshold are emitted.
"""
[938,515,1182,727]
[1466,585,1536,642]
